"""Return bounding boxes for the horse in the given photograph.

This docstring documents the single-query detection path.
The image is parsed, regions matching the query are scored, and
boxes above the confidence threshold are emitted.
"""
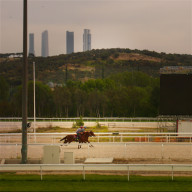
[78,131,95,149]
[60,131,95,149]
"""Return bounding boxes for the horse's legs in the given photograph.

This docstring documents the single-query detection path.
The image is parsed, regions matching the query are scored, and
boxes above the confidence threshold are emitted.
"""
[88,142,94,147]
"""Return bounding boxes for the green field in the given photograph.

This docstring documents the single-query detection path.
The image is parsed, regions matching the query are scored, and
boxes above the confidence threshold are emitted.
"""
[1,173,192,191]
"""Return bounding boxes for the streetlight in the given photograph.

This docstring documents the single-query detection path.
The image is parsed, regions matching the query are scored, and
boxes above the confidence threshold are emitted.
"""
[33,62,36,139]
[21,0,28,164]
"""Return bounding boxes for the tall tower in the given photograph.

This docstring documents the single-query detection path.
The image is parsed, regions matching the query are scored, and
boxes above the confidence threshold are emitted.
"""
[83,29,91,52]
[66,31,74,54]
[41,30,49,57]
[29,33,35,57]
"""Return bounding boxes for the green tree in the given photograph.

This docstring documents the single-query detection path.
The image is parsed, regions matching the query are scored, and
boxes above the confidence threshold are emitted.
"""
[53,86,71,117]
[0,77,9,101]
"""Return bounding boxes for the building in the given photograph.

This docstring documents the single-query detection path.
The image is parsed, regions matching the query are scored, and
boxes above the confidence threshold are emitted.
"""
[83,29,91,51]
[41,30,49,57]
[29,33,35,57]
[66,31,74,54]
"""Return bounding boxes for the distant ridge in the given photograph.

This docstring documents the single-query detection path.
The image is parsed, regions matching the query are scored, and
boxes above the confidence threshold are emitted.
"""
[0,48,191,85]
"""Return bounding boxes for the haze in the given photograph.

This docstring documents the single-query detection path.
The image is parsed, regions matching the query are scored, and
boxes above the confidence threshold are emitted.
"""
[0,0,191,56]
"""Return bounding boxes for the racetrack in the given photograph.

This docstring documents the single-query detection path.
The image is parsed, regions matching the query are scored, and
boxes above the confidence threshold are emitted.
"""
[1,142,192,163]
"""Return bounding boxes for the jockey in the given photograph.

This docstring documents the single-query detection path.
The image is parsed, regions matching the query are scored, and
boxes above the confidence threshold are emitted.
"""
[76,126,86,140]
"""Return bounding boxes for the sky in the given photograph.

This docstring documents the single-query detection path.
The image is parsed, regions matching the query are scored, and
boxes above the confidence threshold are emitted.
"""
[0,0,192,56]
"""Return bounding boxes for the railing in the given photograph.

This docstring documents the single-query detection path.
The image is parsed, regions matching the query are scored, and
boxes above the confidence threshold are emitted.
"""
[0,164,191,181]
[0,117,176,122]
[0,132,192,144]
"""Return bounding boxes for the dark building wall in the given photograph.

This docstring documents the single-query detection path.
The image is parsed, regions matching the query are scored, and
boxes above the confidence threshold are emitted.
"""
[160,74,192,115]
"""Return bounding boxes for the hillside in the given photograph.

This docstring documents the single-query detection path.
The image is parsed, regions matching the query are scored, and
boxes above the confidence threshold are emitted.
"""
[0,48,192,86]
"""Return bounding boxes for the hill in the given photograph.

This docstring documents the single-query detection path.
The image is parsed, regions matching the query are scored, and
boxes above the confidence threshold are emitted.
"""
[0,48,192,86]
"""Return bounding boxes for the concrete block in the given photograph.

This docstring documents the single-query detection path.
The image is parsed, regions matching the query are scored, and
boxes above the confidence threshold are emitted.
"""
[64,152,74,164]
[43,146,60,164]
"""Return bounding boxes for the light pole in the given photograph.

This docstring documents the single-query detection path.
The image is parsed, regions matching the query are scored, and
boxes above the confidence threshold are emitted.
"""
[21,0,28,164]
[33,62,36,139]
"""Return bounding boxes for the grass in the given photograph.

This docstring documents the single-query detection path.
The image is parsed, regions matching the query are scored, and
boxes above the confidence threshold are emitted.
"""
[0,173,192,191]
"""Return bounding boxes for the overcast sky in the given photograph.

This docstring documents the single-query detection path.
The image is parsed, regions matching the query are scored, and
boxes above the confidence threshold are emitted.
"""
[0,0,191,56]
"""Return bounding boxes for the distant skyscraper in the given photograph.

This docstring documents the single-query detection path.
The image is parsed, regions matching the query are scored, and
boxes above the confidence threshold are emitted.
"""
[66,31,74,54]
[41,30,49,57]
[83,29,91,51]
[29,33,35,56]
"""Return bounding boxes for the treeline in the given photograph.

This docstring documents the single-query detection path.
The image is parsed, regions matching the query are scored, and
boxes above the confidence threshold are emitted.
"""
[0,71,159,117]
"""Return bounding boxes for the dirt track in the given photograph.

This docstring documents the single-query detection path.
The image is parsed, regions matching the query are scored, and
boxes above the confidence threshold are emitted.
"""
[1,142,192,164]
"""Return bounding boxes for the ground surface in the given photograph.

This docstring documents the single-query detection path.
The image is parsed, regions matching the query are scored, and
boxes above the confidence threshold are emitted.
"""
[1,142,192,164]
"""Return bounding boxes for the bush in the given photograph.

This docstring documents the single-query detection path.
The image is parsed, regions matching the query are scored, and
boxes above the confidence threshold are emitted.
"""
[72,116,84,128]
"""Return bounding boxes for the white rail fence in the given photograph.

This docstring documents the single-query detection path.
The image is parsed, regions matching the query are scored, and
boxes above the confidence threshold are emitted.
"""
[0,117,176,131]
[0,164,192,181]
[0,117,171,122]
[0,121,166,131]
[0,132,192,144]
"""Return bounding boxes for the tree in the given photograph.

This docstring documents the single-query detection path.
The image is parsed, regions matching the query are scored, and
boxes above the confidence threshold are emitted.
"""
[0,77,9,101]
[53,86,71,117]
[11,81,54,117]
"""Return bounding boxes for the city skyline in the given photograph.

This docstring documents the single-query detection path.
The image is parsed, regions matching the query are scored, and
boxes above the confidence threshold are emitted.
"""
[27,29,91,56]
[1,0,191,56]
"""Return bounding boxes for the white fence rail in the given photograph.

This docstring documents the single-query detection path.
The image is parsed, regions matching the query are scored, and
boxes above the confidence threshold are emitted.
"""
[0,117,171,122]
[0,164,191,181]
[0,132,192,144]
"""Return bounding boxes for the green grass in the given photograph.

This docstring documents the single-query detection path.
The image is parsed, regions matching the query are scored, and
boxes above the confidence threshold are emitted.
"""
[0,173,192,191]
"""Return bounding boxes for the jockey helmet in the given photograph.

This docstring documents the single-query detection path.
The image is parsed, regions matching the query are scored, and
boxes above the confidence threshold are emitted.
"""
[84,126,87,129]
[80,126,83,128]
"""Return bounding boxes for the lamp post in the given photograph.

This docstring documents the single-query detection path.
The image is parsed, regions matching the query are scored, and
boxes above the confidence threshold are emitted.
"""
[33,62,36,139]
[21,0,28,164]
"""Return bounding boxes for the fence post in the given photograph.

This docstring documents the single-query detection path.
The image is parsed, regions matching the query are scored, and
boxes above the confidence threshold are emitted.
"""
[171,166,174,181]
[161,144,164,159]
[83,166,85,180]
[127,166,130,181]
[40,166,43,180]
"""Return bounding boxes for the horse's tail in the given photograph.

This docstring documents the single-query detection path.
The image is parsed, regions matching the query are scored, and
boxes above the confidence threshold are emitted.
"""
[60,136,66,141]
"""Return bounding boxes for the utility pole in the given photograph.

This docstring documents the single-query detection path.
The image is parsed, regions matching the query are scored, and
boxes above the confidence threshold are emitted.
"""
[33,62,36,140]
[21,0,28,164]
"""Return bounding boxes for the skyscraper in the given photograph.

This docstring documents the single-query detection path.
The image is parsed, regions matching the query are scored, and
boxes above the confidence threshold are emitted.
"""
[41,30,49,57]
[29,33,35,57]
[83,29,91,52]
[66,31,74,54]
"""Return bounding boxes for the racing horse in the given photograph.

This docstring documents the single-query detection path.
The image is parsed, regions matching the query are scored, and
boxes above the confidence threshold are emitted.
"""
[60,131,95,149]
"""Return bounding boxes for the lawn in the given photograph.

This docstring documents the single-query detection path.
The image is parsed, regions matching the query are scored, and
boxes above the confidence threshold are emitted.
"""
[0,173,192,191]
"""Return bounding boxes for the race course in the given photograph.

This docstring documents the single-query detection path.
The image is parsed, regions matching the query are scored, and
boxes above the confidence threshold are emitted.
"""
[1,142,192,163]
